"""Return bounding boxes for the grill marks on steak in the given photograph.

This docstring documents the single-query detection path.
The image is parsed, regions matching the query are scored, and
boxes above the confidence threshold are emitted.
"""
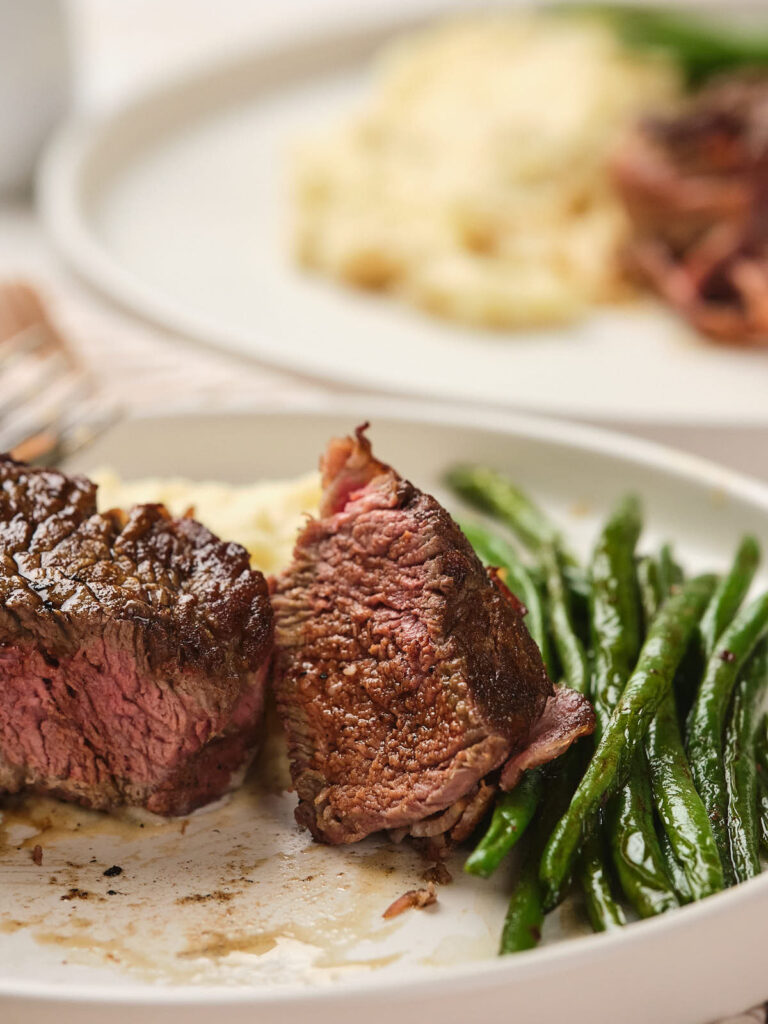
[272,428,593,844]
[0,457,272,815]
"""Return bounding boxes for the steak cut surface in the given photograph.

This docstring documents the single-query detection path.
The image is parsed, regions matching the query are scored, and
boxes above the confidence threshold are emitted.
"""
[272,427,594,844]
[0,456,272,816]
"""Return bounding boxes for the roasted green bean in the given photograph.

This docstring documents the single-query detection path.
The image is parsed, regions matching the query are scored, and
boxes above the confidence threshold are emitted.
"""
[637,556,661,633]
[499,840,545,954]
[594,5,768,86]
[589,496,643,729]
[541,540,589,695]
[465,770,543,878]
[659,831,693,904]
[758,717,768,853]
[638,548,724,900]
[647,690,724,899]
[758,776,768,855]
[540,574,716,909]
[725,642,768,883]
[699,537,761,661]
[657,543,684,597]
[446,466,558,553]
[607,766,678,917]
[687,592,768,884]
[588,497,677,916]
[579,831,627,931]
[500,755,578,954]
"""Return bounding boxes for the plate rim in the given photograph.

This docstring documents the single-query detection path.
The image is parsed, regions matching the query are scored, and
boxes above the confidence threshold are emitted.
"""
[5,395,768,1007]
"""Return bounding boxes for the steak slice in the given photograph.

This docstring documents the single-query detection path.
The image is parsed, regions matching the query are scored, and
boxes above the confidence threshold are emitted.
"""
[0,456,272,816]
[272,427,594,844]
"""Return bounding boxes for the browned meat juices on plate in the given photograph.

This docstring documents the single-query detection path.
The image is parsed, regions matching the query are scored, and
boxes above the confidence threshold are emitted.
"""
[0,456,273,816]
[272,427,594,845]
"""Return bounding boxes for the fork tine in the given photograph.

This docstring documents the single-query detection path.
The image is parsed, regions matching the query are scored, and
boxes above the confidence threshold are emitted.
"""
[0,323,48,368]
[1,371,92,454]
[10,395,121,466]
[0,279,115,466]
[0,345,72,420]
[0,282,45,343]
[0,281,72,357]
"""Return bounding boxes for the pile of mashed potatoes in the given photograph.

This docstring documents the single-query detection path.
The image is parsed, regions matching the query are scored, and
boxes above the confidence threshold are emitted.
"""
[292,13,681,328]
[93,470,320,575]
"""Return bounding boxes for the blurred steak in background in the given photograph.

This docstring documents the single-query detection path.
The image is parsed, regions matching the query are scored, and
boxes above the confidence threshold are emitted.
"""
[613,72,768,344]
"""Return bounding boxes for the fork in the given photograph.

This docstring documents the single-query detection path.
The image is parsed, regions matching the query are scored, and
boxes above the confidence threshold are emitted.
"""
[0,281,119,465]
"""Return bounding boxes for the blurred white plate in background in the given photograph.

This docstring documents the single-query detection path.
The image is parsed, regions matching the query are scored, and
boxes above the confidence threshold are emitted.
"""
[38,2,768,422]
[3,399,768,1023]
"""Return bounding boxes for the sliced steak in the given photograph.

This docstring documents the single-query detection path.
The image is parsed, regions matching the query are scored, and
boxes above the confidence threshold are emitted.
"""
[0,456,272,816]
[272,427,594,844]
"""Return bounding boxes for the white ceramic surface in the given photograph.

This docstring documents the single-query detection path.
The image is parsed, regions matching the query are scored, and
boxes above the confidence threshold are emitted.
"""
[3,398,768,1024]
[0,0,70,195]
[37,3,768,423]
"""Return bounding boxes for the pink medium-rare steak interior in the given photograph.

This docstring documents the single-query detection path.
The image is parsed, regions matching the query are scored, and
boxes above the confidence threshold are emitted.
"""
[271,427,594,844]
[0,456,273,816]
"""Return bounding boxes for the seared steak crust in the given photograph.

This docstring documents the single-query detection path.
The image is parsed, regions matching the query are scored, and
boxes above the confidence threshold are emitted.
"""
[272,429,554,844]
[0,456,272,815]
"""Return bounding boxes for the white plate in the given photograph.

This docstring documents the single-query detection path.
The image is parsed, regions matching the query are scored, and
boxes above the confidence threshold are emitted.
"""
[37,3,768,424]
[3,398,768,1024]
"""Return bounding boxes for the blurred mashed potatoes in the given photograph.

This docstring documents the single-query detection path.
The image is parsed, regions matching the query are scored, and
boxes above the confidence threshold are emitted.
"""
[292,14,681,327]
[93,470,320,575]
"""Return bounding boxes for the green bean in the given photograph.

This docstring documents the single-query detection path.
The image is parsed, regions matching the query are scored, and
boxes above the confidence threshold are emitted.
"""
[588,497,677,917]
[445,466,558,554]
[447,466,588,653]
[521,561,588,606]
[579,831,626,932]
[590,495,643,731]
[638,548,724,900]
[758,775,768,854]
[639,555,689,906]
[460,520,553,674]
[725,642,768,883]
[637,556,661,633]
[657,543,684,596]
[756,714,768,778]
[652,545,704,720]
[699,537,761,661]
[563,564,590,606]
[641,550,702,719]
[607,765,678,917]
[541,540,589,695]
[573,751,626,932]
[659,831,693,905]
[687,592,768,884]
[593,5,768,87]
[500,753,578,954]
[560,747,622,936]
[757,714,768,777]
[499,841,545,954]
[465,770,543,878]
[754,716,768,854]
[646,690,724,899]
[540,574,717,909]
